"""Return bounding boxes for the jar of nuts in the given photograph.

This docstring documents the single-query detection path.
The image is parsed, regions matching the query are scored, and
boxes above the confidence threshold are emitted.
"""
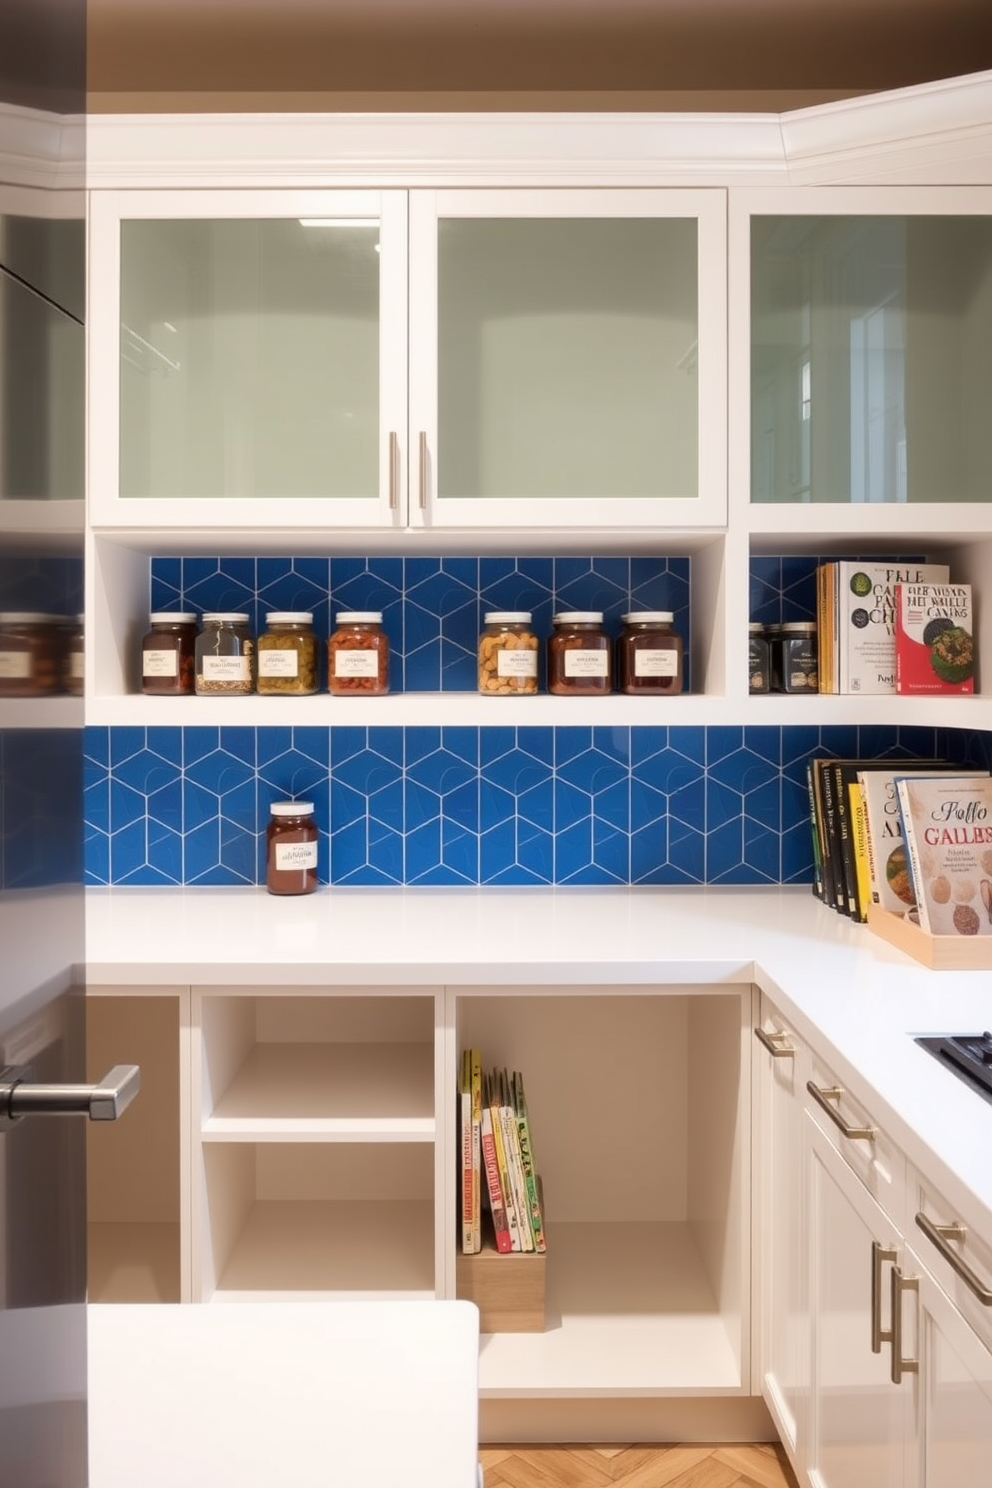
[547,611,612,695]
[478,612,539,696]
[327,611,389,696]
[0,612,65,697]
[257,612,318,696]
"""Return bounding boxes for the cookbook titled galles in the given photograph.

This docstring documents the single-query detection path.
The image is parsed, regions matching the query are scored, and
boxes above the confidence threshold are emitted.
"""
[895,774,992,935]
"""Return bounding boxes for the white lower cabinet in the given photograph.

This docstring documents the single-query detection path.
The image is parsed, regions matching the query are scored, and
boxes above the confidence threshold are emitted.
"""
[753,999,808,1469]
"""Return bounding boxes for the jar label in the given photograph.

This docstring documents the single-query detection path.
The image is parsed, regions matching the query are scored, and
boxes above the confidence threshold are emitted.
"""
[274,840,318,870]
[202,655,250,682]
[497,649,538,679]
[634,649,679,678]
[69,651,85,680]
[143,648,179,678]
[334,651,379,678]
[564,649,609,678]
[0,650,31,680]
[258,648,299,678]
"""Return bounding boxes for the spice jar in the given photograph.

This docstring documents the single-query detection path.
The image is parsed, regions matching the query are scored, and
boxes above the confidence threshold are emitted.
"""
[194,612,255,696]
[616,612,683,695]
[478,611,539,696]
[64,613,85,696]
[748,622,770,695]
[773,621,819,694]
[0,612,64,697]
[265,801,318,896]
[327,611,389,696]
[142,612,198,696]
[547,611,612,695]
[257,612,317,696]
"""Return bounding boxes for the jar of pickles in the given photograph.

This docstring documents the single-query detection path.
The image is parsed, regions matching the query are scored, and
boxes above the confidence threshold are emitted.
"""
[616,612,683,695]
[327,612,389,696]
[547,611,612,695]
[141,612,198,696]
[257,612,317,696]
[0,612,64,697]
[194,612,255,696]
[265,801,318,895]
[478,612,539,695]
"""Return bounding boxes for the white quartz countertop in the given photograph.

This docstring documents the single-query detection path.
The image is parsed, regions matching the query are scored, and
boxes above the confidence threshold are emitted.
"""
[85,883,992,1243]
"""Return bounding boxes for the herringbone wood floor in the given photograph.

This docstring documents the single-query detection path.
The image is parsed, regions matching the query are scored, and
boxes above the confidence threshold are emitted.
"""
[479,1442,799,1488]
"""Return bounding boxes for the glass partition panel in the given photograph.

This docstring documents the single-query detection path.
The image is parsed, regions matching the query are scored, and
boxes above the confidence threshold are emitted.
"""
[438,217,698,500]
[120,218,380,500]
[751,215,992,504]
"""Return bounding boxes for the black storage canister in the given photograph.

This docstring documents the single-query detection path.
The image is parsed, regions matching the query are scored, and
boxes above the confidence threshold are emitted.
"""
[775,621,819,694]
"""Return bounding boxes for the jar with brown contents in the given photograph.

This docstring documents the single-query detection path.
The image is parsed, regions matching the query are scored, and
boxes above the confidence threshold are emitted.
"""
[547,611,612,696]
[265,801,318,895]
[257,611,317,696]
[64,613,85,696]
[327,611,389,696]
[142,612,198,696]
[478,611,539,695]
[0,612,64,697]
[616,611,684,695]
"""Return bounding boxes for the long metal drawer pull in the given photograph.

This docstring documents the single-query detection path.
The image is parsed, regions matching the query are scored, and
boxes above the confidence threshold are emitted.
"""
[806,1080,877,1141]
[890,1265,920,1384]
[418,430,428,510]
[871,1240,897,1353]
[0,1063,141,1126]
[388,430,399,510]
[916,1211,992,1305]
[755,1026,796,1058]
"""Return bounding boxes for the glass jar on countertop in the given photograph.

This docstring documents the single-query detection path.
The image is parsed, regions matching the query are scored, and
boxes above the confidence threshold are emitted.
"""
[257,612,317,696]
[327,611,389,696]
[265,801,319,896]
[194,612,254,696]
[142,612,198,696]
[547,611,612,695]
[616,611,683,695]
[478,611,539,696]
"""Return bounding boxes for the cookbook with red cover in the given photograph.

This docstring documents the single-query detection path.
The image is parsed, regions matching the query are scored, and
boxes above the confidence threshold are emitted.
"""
[895,582,974,695]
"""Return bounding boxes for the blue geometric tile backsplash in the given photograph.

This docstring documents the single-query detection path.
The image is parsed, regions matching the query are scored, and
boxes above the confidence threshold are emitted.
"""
[84,723,962,887]
[83,551,980,886]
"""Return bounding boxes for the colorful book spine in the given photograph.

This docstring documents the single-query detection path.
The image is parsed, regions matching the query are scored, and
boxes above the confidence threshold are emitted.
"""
[479,1098,512,1254]
[486,1070,524,1252]
[498,1069,533,1253]
[469,1047,482,1254]
[513,1070,546,1253]
[459,1049,473,1254]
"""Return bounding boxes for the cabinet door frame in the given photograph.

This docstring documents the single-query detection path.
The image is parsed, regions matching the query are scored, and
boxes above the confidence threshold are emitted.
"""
[88,187,409,531]
[408,186,728,530]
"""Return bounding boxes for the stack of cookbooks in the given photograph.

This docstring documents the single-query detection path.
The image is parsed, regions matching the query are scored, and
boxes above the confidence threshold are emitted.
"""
[458,1051,545,1257]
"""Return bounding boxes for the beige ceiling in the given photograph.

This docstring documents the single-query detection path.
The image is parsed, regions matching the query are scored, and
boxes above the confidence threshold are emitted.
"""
[87,0,992,113]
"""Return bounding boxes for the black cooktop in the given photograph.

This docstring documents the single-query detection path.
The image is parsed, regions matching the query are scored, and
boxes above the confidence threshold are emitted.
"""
[916,1031,992,1106]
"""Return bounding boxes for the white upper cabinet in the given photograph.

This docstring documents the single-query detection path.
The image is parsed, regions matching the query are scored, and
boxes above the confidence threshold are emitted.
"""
[88,188,409,530]
[408,188,726,531]
[89,183,726,533]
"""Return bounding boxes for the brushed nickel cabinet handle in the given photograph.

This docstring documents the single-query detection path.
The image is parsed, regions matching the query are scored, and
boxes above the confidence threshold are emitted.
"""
[418,430,428,510]
[755,1026,796,1058]
[890,1265,920,1384]
[916,1211,992,1305]
[388,430,399,510]
[806,1080,877,1141]
[871,1239,898,1353]
[0,1063,140,1128]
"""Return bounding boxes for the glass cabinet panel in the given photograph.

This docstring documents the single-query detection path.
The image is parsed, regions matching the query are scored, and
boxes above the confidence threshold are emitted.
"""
[437,216,698,501]
[751,212,992,504]
[119,217,380,501]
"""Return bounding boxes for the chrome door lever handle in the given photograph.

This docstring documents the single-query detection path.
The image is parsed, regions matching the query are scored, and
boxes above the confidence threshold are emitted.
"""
[0,1062,141,1128]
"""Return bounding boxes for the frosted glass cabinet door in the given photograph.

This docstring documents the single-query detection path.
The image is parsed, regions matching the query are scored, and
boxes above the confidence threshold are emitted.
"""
[409,189,727,529]
[738,187,992,508]
[88,190,408,528]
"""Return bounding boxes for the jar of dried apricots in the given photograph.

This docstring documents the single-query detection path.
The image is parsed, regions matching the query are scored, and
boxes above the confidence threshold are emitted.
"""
[327,611,389,696]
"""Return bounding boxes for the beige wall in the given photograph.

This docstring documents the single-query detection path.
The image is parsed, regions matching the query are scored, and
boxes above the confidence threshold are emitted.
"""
[87,0,992,113]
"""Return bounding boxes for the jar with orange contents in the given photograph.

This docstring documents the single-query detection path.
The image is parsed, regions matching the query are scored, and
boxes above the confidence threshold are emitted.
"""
[327,611,390,696]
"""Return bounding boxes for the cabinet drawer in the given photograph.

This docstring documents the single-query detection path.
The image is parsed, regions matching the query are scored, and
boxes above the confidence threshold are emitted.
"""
[805,1051,905,1221]
[912,1171,992,1353]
